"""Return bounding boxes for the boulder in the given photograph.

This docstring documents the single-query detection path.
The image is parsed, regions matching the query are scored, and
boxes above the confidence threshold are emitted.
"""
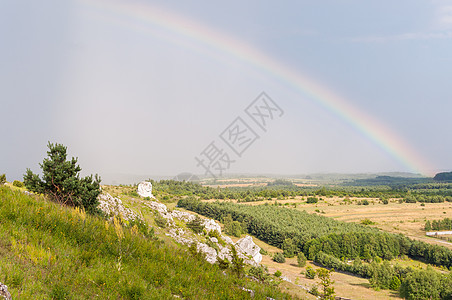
[235,235,262,264]
[221,235,234,244]
[98,193,141,221]
[137,181,154,198]
[0,282,11,300]
[196,242,218,264]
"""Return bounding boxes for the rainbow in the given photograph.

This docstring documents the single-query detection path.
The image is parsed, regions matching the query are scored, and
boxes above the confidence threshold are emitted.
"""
[79,0,434,175]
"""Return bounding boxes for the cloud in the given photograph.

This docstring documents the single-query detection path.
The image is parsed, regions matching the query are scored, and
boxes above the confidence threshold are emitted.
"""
[348,30,452,43]
[436,5,452,28]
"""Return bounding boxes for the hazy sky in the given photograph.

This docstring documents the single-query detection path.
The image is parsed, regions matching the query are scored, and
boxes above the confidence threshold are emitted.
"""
[1,0,452,183]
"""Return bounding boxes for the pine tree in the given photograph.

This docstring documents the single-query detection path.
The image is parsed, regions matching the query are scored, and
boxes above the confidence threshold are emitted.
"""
[316,268,335,299]
[23,142,101,213]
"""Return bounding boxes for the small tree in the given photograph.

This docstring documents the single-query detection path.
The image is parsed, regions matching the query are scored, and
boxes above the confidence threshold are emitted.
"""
[316,268,335,299]
[223,214,243,237]
[306,266,316,279]
[282,238,297,258]
[230,246,245,277]
[297,252,307,267]
[425,220,432,231]
[23,142,101,214]
[0,174,6,185]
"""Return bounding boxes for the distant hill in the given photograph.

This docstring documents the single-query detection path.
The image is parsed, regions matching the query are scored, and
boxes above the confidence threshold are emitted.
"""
[344,175,431,186]
[433,171,452,182]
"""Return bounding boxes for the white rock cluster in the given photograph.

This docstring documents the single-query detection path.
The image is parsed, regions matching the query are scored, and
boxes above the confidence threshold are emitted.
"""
[98,193,141,221]
[201,218,222,234]
[0,282,12,300]
[171,210,196,223]
[147,199,262,266]
[137,181,154,198]
[235,235,262,264]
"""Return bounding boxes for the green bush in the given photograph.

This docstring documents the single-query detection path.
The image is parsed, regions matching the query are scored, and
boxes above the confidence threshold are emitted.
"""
[154,213,167,228]
[273,252,286,263]
[187,215,204,234]
[297,252,307,267]
[13,180,24,188]
[307,197,318,204]
[306,266,316,279]
[274,270,282,277]
[23,142,101,214]
[389,275,401,291]
[0,174,6,185]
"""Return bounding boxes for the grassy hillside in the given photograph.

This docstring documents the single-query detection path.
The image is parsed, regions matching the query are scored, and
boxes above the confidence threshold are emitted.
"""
[0,186,291,299]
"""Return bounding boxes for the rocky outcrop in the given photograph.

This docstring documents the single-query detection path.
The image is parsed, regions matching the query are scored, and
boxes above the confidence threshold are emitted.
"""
[98,193,141,221]
[196,243,218,264]
[201,219,221,234]
[147,199,262,266]
[171,210,195,223]
[137,181,154,198]
[0,282,12,300]
[236,235,262,264]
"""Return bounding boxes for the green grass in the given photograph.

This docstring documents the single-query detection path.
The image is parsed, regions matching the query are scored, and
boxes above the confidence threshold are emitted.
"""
[0,186,293,299]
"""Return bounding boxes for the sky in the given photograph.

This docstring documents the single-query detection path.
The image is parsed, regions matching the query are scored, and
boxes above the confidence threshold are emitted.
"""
[1,0,452,183]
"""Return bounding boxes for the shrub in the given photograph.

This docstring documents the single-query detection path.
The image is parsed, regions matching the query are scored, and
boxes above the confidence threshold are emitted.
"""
[217,256,230,270]
[248,265,272,284]
[0,174,6,185]
[389,275,401,291]
[297,252,307,267]
[230,246,245,277]
[274,270,282,277]
[361,218,376,225]
[309,285,319,296]
[307,197,318,204]
[13,180,24,187]
[273,252,286,263]
[23,142,101,214]
[306,266,316,279]
[187,215,204,234]
[154,213,167,228]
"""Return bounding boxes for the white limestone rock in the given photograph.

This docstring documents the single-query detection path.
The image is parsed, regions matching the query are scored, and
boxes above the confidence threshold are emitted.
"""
[144,201,174,223]
[235,235,262,264]
[0,282,12,300]
[137,181,154,198]
[197,242,218,264]
[221,235,234,244]
[217,245,232,261]
[145,201,168,214]
[98,193,141,221]
[202,219,221,234]
[171,210,196,223]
